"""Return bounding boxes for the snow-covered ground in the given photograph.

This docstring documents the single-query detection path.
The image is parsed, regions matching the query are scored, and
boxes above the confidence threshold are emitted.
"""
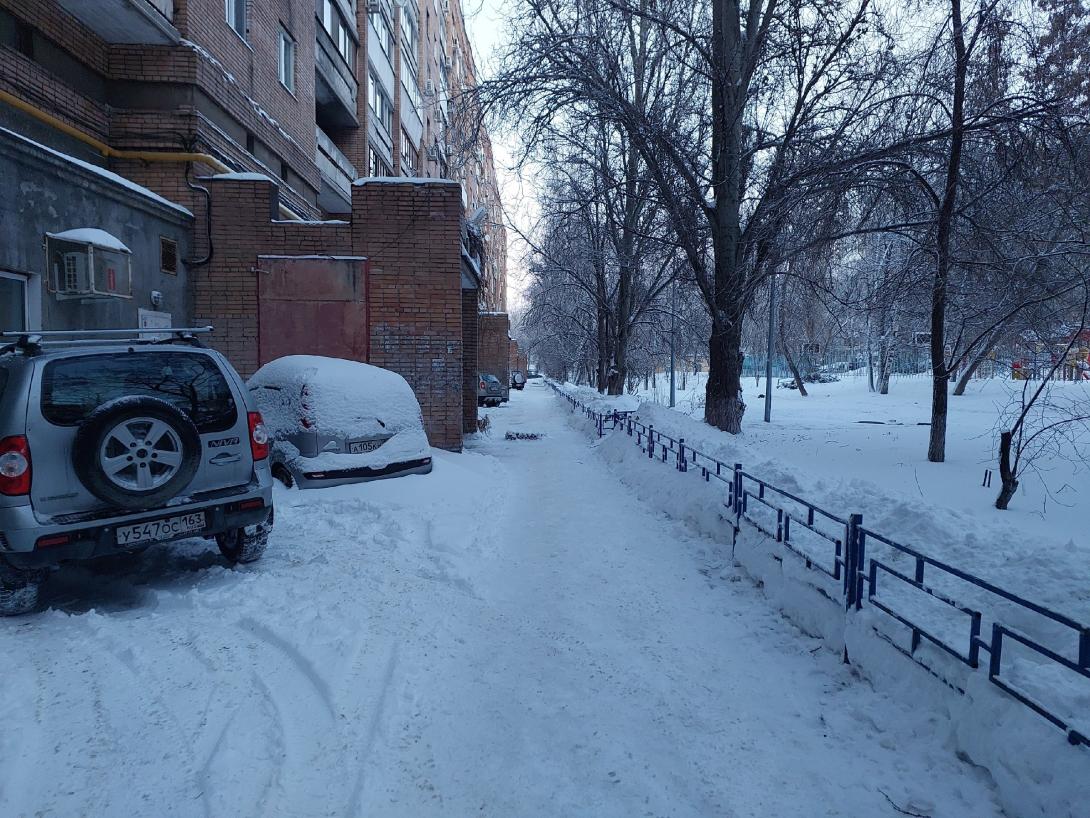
[0,382,1011,817]
[586,373,1090,625]
[555,376,1090,817]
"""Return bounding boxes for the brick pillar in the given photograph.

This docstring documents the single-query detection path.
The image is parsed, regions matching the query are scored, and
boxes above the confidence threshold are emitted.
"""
[462,289,479,433]
[478,312,510,391]
[353,179,464,451]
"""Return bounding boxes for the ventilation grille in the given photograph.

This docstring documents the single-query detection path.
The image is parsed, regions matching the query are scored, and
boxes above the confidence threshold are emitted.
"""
[160,237,178,274]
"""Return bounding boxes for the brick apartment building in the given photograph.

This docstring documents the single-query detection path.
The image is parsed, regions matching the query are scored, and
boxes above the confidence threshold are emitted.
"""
[0,0,509,449]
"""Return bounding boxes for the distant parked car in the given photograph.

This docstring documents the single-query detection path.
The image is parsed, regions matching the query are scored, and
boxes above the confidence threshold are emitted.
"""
[526,370,542,380]
[478,373,503,407]
[511,370,526,390]
[248,356,432,489]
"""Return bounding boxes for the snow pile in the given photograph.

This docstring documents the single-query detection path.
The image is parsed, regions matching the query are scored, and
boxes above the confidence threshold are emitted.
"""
[248,356,429,470]
[46,228,131,253]
[553,381,1090,818]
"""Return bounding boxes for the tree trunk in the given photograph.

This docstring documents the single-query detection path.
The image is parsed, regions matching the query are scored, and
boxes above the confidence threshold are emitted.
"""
[596,308,609,393]
[607,320,629,395]
[928,0,968,463]
[953,343,991,396]
[705,320,746,433]
[779,288,807,396]
[995,429,1018,509]
[877,338,893,394]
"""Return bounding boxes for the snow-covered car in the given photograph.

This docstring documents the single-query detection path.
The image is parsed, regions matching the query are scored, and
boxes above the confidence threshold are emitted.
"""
[248,356,433,489]
[511,370,526,390]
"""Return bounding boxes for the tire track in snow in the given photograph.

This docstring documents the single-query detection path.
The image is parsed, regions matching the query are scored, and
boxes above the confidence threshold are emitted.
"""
[346,642,400,817]
[237,616,345,815]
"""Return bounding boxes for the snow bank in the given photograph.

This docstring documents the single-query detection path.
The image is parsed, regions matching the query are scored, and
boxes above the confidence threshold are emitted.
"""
[553,381,1090,818]
[47,228,130,253]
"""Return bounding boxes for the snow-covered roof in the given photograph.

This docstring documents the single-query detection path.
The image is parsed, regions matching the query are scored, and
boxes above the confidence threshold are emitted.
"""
[1,127,193,217]
[46,228,131,253]
[248,355,424,438]
[212,171,276,182]
[352,176,459,187]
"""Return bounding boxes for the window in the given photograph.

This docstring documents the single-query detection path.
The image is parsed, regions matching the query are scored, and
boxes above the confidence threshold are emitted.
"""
[0,272,27,333]
[400,132,418,176]
[225,0,245,36]
[368,72,393,133]
[159,237,178,274]
[400,7,418,63]
[369,8,392,57]
[42,352,238,432]
[368,147,391,177]
[278,27,295,92]
[402,61,422,118]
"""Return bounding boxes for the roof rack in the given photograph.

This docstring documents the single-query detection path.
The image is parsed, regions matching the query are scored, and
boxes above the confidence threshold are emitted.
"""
[0,327,214,355]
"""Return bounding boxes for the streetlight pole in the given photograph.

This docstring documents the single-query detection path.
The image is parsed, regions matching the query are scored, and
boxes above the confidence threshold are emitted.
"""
[669,276,677,408]
[764,273,777,423]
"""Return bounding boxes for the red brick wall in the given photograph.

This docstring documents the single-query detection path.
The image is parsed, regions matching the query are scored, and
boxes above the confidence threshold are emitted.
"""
[354,179,464,450]
[478,312,510,389]
[462,289,478,433]
[195,176,465,451]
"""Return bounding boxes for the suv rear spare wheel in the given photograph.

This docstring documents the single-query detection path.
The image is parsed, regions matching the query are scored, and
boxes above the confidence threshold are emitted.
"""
[73,397,201,510]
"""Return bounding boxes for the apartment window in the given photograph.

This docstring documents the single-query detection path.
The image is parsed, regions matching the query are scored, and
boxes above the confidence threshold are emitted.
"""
[402,61,422,118]
[369,8,392,57]
[368,147,391,178]
[278,27,295,92]
[400,6,418,68]
[400,132,418,176]
[159,238,178,275]
[225,0,245,36]
[368,72,393,133]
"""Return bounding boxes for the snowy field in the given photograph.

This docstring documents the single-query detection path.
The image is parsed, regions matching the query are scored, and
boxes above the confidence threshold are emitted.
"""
[0,382,1016,818]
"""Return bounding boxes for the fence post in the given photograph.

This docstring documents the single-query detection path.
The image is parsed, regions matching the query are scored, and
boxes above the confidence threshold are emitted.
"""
[968,611,982,669]
[678,439,687,472]
[596,414,604,437]
[647,426,655,459]
[733,464,743,518]
[989,623,1003,678]
[1080,629,1090,670]
[845,514,863,610]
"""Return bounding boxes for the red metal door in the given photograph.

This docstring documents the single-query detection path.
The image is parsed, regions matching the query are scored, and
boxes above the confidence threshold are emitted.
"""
[257,256,368,366]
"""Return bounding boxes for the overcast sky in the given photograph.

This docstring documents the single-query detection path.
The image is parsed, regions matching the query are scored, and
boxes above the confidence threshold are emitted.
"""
[463,0,535,313]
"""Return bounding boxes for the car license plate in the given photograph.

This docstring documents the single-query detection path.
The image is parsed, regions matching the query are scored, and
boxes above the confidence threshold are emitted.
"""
[349,439,383,454]
[116,512,206,546]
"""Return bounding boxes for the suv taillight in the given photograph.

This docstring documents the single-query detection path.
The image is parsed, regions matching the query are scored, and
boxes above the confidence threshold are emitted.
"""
[0,436,31,496]
[248,412,270,461]
[479,380,486,390]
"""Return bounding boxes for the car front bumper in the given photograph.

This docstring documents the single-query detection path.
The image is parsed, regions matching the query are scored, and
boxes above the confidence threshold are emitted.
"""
[292,457,433,489]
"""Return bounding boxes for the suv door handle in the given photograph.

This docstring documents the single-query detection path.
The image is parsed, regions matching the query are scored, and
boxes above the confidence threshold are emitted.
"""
[208,452,241,465]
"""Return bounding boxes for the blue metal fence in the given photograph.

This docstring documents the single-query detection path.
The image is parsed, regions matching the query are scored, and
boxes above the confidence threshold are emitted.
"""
[547,380,1090,748]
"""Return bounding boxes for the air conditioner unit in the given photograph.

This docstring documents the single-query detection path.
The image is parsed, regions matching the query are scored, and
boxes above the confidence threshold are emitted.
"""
[367,1,381,13]
[427,144,442,161]
[424,79,436,96]
[443,56,453,71]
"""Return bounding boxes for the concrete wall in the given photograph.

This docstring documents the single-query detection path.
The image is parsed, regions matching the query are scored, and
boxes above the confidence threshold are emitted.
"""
[0,127,193,332]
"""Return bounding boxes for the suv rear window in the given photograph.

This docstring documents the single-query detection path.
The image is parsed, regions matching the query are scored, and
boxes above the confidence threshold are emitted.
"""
[41,352,237,433]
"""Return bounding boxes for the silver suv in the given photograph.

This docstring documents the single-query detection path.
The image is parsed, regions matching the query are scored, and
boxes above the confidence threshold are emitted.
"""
[0,328,274,615]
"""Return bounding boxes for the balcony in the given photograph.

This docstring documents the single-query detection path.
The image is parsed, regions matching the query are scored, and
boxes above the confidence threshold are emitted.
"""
[315,126,356,215]
[56,0,179,44]
[315,26,359,129]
